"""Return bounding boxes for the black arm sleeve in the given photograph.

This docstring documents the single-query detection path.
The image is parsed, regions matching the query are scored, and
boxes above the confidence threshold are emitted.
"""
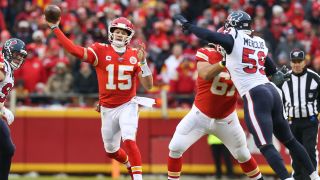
[188,24,234,54]
[316,78,320,112]
[265,56,277,76]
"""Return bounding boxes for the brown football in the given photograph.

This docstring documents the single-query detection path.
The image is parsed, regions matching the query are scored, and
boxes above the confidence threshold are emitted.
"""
[44,5,61,23]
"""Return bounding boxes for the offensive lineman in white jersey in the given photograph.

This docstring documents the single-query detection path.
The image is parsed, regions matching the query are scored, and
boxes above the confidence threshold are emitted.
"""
[0,38,27,180]
[174,11,320,180]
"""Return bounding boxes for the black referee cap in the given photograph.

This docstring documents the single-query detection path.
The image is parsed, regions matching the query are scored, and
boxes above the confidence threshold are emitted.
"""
[290,49,305,61]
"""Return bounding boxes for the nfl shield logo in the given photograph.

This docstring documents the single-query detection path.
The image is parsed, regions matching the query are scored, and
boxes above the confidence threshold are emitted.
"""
[308,93,314,98]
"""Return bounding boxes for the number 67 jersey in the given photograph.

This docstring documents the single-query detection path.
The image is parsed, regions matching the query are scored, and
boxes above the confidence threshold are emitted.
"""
[195,47,238,119]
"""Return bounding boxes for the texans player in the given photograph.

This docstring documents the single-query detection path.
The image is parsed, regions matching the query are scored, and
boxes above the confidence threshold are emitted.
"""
[0,38,27,180]
[46,17,153,180]
[174,11,320,180]
[168,43,263,180]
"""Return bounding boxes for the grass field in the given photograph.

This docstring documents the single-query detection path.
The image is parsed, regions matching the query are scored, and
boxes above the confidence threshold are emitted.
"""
[8,174,268,180]
[8,174,278,180]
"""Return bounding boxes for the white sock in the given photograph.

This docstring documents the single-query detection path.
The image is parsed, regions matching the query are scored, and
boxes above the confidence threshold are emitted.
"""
[310,171,320,180]
[133,174,142,180]
[168,178,179,180]
[252,173,262,180]
[284,178,294,180]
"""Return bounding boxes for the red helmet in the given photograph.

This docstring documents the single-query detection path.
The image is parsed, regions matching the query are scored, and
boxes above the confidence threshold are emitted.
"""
[108,17,135,47]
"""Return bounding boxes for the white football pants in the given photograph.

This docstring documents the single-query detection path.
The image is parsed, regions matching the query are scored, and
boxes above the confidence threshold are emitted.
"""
[169,105,251,163]
[100,100,139,153]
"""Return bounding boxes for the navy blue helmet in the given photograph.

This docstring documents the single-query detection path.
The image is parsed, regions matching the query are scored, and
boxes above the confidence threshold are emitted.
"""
[2,38,27,70]
[225,10,252,31]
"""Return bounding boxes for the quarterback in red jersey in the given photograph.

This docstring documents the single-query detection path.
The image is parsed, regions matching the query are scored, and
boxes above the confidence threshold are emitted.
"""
[167,44,263,180]
[46,17,153,180]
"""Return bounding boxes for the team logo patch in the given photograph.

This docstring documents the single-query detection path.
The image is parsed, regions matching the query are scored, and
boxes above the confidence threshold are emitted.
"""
[129,56,137,64]
[105,56,111,61]
[6,39,17,47]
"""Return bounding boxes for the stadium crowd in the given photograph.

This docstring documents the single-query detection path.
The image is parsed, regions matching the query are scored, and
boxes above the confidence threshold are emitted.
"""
[0,0,320,107]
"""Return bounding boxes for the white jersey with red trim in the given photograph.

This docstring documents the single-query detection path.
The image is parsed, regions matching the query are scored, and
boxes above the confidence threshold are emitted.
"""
[0,55,14,104]
[224,28,269,97]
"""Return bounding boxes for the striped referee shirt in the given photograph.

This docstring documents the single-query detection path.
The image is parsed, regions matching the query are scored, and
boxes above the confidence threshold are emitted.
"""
[281,68,320,118]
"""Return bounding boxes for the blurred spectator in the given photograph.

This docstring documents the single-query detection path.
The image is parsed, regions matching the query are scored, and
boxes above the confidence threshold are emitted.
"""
[0,29,10,47]
[73,62,98,106]
[42,38,70,81]
[296,20,315,56]
[153,40,171,73]
[15,44,46,93]
[277,52,290,67]
[274,28,305,66]
[15,20,32,43]
[306,1,320,27]
[312,55,320,72]
[44,62,73,104]
[161,43,184,84]
[286,2,304,30]
[0,10,6,31]
[15,79,29,105]
[143,2,159,38]
[73,63,98,94]
[148,21,169,64]
[169,57,196,107]
[30,30,47,59]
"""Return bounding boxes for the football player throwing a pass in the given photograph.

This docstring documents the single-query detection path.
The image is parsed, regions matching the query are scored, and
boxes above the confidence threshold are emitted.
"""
[46,16,153,180]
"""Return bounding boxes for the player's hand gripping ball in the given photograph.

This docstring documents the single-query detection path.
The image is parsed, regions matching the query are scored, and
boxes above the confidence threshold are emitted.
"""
[44,5,61,23]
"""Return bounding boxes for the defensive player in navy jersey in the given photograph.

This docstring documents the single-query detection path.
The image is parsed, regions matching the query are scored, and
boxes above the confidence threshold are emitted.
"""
[174,11,320,180]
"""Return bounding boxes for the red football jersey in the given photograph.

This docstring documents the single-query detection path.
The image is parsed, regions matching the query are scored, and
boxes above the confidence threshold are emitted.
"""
[86,43,141,108]
[194,47,238,119]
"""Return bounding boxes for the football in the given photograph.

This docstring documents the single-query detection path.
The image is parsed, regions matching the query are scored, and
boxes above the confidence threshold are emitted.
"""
[44,5,61,23]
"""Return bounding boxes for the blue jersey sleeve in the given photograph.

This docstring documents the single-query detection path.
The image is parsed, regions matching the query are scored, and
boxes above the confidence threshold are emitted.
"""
[188,24,234,54]
[265,56,277,76]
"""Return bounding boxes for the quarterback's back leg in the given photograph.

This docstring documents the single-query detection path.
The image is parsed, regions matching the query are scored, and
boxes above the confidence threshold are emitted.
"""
[0,119,15,180]
[243,84,290,179]
[270,84,319,180]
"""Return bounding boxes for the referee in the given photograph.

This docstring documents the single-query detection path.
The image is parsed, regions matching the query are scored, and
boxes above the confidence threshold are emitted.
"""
[280,49,320,180]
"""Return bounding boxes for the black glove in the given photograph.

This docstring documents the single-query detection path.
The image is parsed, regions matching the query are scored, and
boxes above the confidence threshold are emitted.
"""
[271,65,291,87]
[173,14,191,34]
